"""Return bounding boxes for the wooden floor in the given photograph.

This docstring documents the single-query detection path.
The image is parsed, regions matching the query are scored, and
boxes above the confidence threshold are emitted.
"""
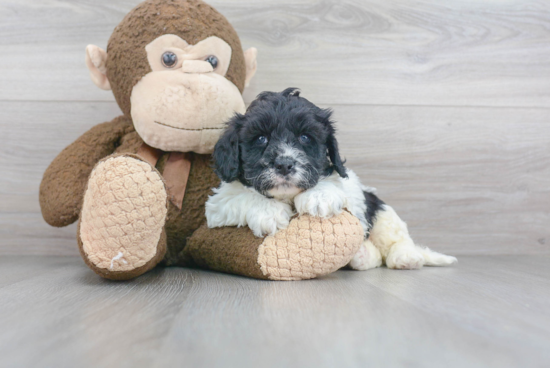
[0,255,548,368]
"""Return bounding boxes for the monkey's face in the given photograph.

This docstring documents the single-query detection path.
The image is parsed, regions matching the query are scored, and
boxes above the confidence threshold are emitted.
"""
[85,0,258,154]
[86,10,257,154]
[129,35,246,153]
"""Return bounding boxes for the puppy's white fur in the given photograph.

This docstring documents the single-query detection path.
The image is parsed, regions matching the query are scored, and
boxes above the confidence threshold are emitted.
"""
[206,169,457,270]
[205,181,294,237]
[295,169,369,232]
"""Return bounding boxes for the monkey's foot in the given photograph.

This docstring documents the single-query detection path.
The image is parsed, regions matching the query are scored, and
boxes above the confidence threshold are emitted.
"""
[78,155,168,280]
[258,211,364,280]
[189,211,364,281]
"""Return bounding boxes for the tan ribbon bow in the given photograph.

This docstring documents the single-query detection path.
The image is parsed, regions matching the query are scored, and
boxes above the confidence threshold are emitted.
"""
[137,143,192,210]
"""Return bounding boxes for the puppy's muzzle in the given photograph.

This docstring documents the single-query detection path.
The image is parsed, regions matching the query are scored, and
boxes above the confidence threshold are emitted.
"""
[274,157,295,176]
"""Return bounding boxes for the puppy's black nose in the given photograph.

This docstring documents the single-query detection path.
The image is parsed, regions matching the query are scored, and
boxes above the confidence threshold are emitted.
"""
[274,157,295,176]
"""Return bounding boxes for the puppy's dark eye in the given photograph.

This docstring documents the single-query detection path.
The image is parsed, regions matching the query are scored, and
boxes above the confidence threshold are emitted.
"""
[161,52,178,68]
[205,55,219,69]
[256,135,268,145]
[299,134,311,144]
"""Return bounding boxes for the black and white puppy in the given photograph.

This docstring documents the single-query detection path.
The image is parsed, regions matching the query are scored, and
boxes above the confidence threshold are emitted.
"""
[206,88,456,270]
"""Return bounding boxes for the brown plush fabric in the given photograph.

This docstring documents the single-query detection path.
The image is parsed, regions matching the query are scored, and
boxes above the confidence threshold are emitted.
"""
[39,116,134,227]
[106,0,246,117]
[115,129,144,155]
[186,224,268,279]
[161,153,220,265]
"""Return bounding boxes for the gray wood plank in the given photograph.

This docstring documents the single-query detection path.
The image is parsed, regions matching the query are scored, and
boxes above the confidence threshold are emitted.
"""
[0,101,122,256]
[1,0,549,107]
[0,255,77,288]
[0,255,548,368]
[2,101,548,256]
[362,257,550,355]
[333,104,550,255]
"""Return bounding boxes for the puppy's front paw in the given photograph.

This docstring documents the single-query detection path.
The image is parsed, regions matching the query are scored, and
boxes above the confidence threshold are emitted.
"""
[247,200,293,237]
[295,187,346,218]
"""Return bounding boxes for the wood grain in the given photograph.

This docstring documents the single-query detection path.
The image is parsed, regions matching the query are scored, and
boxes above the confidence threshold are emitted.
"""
[1,0,549,256]
[0,255,548,368]
[332,104,550,255]
[0,101,123,256]
[0,0,549,106]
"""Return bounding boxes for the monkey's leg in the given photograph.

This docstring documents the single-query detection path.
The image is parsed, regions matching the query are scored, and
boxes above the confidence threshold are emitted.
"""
[77,154,168,280]
[186,211,364,281]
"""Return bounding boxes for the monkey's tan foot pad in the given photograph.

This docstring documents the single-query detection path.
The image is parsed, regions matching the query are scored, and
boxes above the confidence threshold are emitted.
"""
[258,211,364,280]
[78,155,168,280]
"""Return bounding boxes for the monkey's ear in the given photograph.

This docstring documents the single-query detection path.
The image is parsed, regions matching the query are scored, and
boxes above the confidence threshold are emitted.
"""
[243,47,258,88]
[85,45,111,91]
[213,115,243,182]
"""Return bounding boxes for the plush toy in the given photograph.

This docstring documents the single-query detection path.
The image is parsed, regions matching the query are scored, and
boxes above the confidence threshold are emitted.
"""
[39,0,365,281]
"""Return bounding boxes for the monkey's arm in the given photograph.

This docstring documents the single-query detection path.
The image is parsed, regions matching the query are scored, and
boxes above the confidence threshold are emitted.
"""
[39,116,134,227]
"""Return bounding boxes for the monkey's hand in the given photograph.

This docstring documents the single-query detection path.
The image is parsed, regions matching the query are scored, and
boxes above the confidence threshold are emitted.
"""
[294,180,347,219]
[206,181,294,237]
[40,116,134,227]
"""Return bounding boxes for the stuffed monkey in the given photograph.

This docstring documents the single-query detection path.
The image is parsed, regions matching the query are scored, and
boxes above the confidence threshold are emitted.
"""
[39,0,364,281]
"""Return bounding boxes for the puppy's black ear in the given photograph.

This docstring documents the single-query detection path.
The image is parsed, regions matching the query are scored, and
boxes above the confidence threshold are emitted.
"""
[318,108,348,178]
[327,134,347,178]
[213,114,243,182]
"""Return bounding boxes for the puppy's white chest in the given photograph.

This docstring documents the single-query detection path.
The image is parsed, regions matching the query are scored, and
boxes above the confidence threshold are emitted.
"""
[267,185,303,203]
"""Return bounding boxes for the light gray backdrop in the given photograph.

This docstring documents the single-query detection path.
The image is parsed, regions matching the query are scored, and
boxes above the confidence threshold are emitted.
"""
[1,0,549,256]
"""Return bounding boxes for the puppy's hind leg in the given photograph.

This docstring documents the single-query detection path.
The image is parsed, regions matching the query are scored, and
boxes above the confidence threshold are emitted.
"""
[348,239,383,271]
[416,246,458,267]
[369,205,457,269]
[369,205,424,269]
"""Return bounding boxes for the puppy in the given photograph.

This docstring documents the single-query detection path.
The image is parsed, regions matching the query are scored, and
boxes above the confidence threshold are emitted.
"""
[206,88,457,270]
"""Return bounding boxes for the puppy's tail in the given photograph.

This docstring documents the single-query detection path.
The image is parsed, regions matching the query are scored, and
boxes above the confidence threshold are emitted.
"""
[417,246,457,266]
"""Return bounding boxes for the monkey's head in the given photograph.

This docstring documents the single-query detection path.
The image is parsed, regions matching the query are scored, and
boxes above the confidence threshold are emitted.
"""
[85,0,257,153]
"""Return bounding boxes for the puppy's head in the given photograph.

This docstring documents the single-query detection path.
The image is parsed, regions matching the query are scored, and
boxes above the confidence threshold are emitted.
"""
[213,88,347,199]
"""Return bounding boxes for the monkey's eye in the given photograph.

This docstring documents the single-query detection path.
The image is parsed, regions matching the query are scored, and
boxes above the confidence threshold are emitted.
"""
[256,135,268,145]
[161,52,178,68]
[299,134,311,144]
[205,55,219,69]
